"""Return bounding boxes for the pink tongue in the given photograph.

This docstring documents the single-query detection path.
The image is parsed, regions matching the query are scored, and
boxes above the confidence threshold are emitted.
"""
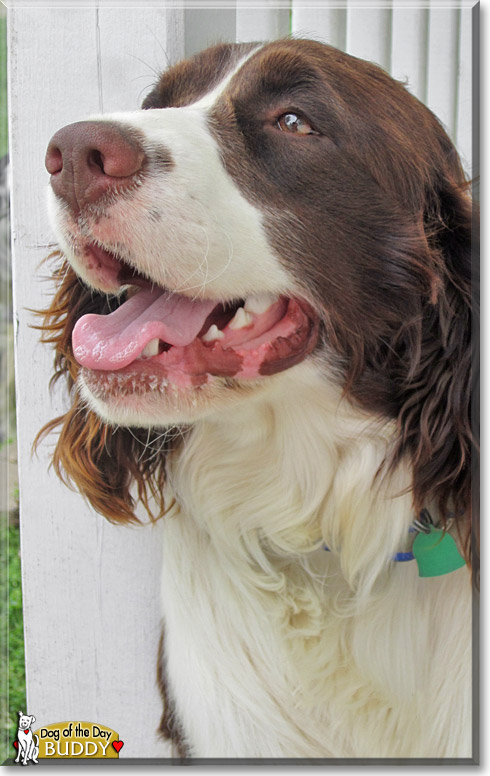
[72,288,217,370]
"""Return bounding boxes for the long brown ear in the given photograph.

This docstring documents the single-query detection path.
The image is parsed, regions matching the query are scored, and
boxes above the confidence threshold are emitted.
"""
[34,257,177,523]
[393,152,478,575]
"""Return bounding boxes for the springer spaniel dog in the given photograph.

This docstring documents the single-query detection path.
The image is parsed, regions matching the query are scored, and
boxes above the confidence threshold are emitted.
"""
[39,39,477,759]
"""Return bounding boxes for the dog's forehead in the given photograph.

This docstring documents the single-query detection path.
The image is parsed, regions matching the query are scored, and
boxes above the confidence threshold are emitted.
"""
[142,38,373,119]
[142,41,261,110]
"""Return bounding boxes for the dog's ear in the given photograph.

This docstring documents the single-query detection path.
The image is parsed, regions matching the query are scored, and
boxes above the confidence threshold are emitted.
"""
[394,139,478,574]
[29,716,36,725]
[18,711,23,718]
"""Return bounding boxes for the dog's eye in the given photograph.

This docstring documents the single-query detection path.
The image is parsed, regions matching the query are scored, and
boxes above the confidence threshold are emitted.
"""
[276,113,316,135]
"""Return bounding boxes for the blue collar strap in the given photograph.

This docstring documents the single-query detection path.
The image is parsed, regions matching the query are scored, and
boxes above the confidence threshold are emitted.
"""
[324,509,466,578]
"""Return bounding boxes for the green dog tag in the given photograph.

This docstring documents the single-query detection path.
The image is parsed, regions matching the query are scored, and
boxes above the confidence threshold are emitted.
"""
[412,527,466,577]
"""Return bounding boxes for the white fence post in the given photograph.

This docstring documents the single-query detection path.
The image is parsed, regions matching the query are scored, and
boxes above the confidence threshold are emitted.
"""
[426,7,460,139]
[236,0,290,43]
[9,5,183,758]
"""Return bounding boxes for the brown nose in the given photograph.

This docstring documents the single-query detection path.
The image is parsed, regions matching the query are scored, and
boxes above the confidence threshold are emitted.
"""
[45,120,146,212]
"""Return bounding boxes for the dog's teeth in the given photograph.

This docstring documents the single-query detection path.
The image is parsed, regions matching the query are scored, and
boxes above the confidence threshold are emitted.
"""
[202,324,224,342]
[229,307,253,330]
[141,338,160,357]
[244,294,277,315]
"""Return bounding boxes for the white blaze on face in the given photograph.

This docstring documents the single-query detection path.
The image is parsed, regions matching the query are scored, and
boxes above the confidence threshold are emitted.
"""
[47,46,293,303]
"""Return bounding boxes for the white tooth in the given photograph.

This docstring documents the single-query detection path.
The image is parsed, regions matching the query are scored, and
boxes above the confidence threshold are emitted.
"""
[141,338,160,357]
[244,294,277,315]
[202,324,224,342]
[229,307,253,330]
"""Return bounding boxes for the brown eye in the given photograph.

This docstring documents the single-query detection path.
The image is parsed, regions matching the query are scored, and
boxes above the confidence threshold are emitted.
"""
[276,113,316,135]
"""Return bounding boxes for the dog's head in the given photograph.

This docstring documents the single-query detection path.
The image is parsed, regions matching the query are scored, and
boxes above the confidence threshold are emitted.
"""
[18,712,35,731]
[40,39,477,561]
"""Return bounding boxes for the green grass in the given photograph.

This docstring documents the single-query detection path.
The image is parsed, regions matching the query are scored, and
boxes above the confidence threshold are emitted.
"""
[1,517,26,764]
[7,521,26,748]
[0,18,7,157]
[0,15,18,764]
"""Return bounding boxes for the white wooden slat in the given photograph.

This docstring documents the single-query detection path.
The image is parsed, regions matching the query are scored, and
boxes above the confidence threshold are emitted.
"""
[236,1,290,43]
[345,5,392,72]
[455,6,473,176]
[391,8,428,103]
[184,7,236,58]
[9,7,184,759]
[426,7,459,138]
[98,7,185,113]
[291,6,346,50]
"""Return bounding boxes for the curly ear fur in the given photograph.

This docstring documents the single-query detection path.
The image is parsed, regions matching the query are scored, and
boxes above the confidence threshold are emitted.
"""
[339,146,478,571]
[398,133,478,569]
[34,256,175,524]
[393,177,477,568]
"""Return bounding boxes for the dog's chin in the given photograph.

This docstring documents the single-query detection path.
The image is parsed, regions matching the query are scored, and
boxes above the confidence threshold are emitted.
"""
[78,369,270,428]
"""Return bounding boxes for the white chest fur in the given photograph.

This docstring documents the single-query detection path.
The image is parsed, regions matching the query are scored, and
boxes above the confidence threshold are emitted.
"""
[160,364,472,758]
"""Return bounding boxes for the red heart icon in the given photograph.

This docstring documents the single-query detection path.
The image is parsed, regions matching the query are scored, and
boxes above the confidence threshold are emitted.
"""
[13,741,18,749]
[24,730,29,735]
[112,741,124,753]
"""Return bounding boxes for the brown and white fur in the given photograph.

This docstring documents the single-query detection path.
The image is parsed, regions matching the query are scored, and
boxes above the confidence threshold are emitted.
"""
[39,40,477,759]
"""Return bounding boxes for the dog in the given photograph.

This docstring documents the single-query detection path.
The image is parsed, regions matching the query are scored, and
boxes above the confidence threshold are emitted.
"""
[39,39,477,758]
[15,712,39,765]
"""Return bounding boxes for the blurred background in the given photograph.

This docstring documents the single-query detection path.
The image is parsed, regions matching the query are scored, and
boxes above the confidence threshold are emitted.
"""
[1,1,25,763]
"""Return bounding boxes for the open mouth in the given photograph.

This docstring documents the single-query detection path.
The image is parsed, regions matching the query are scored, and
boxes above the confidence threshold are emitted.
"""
[73,244,319,394]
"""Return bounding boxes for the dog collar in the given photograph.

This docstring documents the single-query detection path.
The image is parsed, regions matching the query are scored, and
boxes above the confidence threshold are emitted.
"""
[324,509,466,578]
